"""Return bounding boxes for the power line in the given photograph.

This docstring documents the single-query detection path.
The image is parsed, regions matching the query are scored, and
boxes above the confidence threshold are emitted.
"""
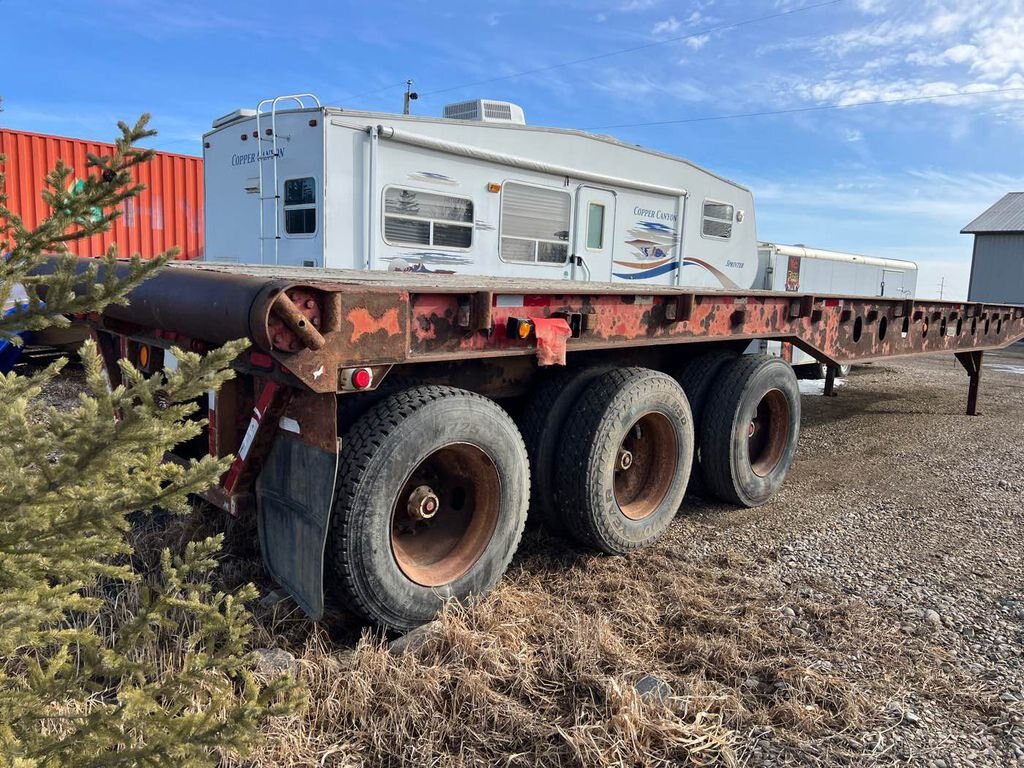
[418,0,844,98]
[590,86,1024,129]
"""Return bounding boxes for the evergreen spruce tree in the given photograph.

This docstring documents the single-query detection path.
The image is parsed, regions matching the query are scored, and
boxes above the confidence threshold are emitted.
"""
[0,117,298,767]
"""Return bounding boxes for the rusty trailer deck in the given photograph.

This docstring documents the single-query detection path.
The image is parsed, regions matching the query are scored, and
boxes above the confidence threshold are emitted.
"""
[93,260,1024,397]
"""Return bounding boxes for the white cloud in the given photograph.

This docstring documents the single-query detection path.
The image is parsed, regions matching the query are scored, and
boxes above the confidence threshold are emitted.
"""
[593,71,709,104]
[619,0,658,11]
[853,0,888,14]
[685,34,710,50]
[652,16,680,35]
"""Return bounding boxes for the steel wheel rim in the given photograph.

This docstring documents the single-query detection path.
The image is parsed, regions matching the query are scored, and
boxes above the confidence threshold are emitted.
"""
[391,443,500,587]
[613,412,678,521]
[747,389,790,478]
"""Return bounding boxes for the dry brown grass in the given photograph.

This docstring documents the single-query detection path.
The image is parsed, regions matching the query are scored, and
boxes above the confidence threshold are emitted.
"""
[98,506,998,767]
[216,526,896,767]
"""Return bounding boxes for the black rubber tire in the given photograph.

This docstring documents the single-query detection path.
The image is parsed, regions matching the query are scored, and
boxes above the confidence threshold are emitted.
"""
[676,350,739,497]
[327,385,529,631]
[555,368,694,554]
[700,355,801,508]
[518,365,612,532]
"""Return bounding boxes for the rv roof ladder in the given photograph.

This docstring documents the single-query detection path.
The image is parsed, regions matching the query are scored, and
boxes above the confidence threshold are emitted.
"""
[254,94,321,265]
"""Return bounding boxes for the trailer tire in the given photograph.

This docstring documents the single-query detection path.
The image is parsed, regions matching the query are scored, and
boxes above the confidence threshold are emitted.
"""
[518,365,613,532]
[700,355,801,507]
[327,386,529,631]
[676,350,739,497]
[556,368,693,554]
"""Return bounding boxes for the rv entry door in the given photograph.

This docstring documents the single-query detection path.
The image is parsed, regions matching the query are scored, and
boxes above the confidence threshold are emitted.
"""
[572,187,616,281]
[880,268,906,297]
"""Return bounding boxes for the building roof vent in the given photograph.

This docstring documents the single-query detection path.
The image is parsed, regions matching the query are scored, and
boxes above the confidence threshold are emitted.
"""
[442,99,526,125]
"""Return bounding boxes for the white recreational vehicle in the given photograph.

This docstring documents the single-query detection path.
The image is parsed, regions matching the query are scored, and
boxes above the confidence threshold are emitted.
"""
[755,242,919,376]
[203,95,758,290]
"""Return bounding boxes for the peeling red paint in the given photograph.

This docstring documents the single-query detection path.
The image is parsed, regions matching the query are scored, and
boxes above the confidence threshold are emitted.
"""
[348,306,400,343]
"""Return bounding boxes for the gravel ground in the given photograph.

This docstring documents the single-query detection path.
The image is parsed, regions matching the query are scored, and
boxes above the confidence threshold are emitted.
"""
[658,347,1024,765]
[26,344,1024,766]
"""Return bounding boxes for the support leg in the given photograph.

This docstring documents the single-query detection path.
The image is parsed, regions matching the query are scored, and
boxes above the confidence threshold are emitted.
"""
[823,364,838,398]
[955,350,984,416]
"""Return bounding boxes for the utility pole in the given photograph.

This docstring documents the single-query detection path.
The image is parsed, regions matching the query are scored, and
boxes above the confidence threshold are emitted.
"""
[938,276,945,300]
[403,80,418,115]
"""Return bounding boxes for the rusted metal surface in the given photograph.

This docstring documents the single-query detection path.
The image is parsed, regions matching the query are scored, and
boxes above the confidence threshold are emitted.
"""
[615,413,678,521]
[1,128,203,260]
[78,259,1024,395]
[270,289,326,352]
[222,379,287,493]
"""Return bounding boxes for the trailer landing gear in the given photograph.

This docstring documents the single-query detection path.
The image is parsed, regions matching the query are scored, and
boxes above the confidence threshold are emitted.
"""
[823,365,838,398]
[955,350,984,416]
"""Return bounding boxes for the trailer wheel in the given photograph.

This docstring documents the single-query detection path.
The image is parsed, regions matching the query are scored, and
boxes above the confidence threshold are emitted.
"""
[676,350,739,497]
[518,365,612,532]
[556,368,693,554]
[327,386,529,631]
[701,355,801,507]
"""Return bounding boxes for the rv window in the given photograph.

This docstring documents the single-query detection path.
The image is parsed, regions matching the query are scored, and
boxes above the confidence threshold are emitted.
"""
[283,177,317,235]
[586,203,605,250]
[701,200,734,240]
[383,187,474,249]
[500,182,570,265]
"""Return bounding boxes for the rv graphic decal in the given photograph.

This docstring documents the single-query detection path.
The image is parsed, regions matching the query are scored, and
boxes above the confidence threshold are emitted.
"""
[408,171,458,185]
[384,250,472,274]
[612,220,680,280]
[613,261,680,280]
[611,219,742,287]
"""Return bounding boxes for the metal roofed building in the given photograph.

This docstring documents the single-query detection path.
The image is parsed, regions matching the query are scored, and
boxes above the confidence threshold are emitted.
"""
[962,192,1024,305]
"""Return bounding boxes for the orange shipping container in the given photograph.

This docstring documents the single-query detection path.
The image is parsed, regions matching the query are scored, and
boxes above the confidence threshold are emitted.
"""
[0,127,203,260]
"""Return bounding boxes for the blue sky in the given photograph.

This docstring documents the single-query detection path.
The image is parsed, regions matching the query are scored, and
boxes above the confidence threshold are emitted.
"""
[4,0,1023,298]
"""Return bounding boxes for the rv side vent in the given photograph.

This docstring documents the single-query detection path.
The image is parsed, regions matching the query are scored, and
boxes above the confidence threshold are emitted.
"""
[442,99,526,125]
[483,102,512,121]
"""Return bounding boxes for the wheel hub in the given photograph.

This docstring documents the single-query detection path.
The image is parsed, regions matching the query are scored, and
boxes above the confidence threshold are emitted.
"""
[617,448,634,470]
[407,484,440,520]
[613,413,678,521]
[747,388,791,478]
[390,444,500,587]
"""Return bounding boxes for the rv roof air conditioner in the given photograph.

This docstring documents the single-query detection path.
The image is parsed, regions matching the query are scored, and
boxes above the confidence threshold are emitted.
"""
[442,99,526,125]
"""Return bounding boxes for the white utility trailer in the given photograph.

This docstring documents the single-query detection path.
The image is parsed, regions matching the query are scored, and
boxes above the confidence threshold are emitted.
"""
[203,95,759,290]
[755,242,918,377]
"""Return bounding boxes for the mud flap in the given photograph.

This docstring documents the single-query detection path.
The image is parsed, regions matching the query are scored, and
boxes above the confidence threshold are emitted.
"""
[254,393,338,619]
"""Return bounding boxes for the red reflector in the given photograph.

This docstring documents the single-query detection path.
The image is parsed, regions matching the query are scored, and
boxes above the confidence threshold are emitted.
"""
[351,368,373,389]
[250,351,275,370]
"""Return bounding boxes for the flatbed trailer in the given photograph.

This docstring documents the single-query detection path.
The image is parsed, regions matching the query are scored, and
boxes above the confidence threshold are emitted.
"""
[83,259,1024,630]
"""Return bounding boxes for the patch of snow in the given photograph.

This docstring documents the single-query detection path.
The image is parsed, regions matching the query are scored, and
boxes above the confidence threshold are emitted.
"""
[987,364,1024,376]
[798,378,847,396]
